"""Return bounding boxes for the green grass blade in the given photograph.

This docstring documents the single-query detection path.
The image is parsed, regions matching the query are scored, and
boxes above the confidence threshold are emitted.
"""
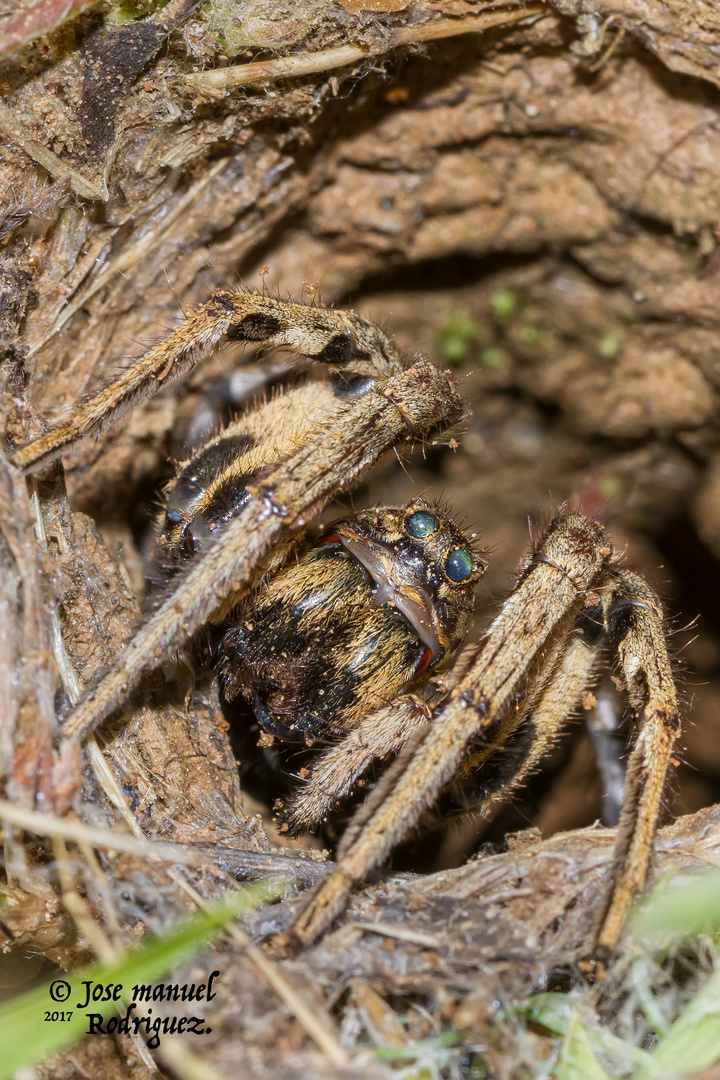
[0,876,285,1079]
[555,1016,614,1080]
[528,994,652,1073]
[631,870,720,948]
[637,969,720,1078]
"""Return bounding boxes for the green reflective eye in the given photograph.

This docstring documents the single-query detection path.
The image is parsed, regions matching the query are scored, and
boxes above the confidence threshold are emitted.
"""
[445,548,473,582]
[406,510,439,539]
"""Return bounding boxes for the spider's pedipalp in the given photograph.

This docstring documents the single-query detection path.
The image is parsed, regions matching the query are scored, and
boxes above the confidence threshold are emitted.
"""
[595,568,681,956]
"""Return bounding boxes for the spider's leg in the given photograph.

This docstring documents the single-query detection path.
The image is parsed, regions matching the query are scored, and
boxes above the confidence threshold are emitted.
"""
[290,512,612,945]
[459,625,604,821]
[58,360,461,744]
[595,569,681,958]
[11,293,403,474]
[155,382,368,589]
[281,695,432,836]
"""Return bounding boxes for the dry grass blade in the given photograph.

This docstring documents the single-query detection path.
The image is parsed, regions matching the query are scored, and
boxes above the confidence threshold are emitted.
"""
[0,798,201,864]
[185,6,546,94]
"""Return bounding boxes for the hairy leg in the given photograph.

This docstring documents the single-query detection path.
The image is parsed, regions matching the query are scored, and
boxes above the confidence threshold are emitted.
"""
[460,629,602,820]
[290,513,613,945]
[12,291,404,473]
[282,695,432,835]
[595,569,681,957]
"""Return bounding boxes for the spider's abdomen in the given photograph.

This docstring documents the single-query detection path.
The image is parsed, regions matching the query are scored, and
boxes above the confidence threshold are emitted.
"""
[220,548,421,742]
[220,500,484,744]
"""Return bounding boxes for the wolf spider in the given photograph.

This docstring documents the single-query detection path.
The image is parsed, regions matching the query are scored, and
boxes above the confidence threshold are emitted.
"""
[12,289,681,958]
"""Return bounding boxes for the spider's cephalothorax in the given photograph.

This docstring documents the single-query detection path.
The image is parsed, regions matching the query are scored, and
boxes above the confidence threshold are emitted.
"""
[11,289,683,960]
[219,501,484,745]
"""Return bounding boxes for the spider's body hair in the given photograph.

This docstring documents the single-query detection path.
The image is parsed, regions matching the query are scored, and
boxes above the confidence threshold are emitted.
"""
[219,500,481,757]
[221,544,425,745]
[154,382,347,582]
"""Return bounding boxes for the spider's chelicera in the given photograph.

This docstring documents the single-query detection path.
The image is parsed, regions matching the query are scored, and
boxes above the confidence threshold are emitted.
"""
[11,289,682,961]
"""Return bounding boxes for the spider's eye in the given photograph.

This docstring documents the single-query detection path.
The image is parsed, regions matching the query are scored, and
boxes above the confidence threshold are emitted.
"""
[406,510,439,538]
[445,548,473,582]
